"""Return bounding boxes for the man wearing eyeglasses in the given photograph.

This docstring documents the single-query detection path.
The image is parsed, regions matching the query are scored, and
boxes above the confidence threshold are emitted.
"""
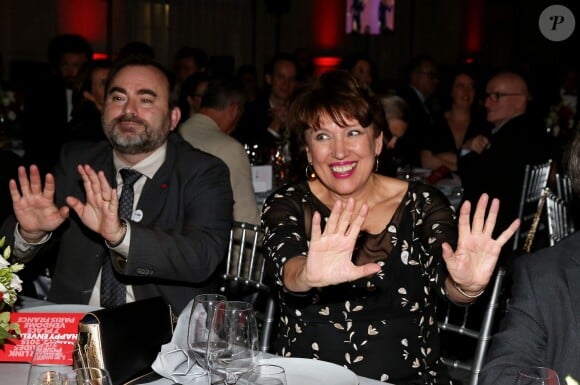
[458,71,552,247]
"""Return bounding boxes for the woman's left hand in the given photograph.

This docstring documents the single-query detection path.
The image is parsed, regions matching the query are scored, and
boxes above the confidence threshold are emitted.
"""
[441,193,520,293]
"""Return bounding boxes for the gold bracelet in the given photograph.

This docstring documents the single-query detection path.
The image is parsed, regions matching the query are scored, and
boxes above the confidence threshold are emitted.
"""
[454,281,485,299]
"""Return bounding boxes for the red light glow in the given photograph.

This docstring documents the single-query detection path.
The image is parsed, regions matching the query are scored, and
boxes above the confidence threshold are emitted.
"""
[464,0,484,55]
[313,0,342,49]
[313,56,342,75]
[93,53,109,60]
[57,0,107,44]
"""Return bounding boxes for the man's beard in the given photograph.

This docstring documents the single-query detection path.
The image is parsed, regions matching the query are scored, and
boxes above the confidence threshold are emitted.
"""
[103,115,169,155]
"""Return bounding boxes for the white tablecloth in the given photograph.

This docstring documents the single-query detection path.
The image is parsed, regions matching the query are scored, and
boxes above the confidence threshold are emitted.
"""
[0,361,386,385]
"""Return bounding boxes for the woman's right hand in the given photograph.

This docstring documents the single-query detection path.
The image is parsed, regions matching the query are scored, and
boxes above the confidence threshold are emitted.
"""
[284,198,382,292]
[9,165,69,241]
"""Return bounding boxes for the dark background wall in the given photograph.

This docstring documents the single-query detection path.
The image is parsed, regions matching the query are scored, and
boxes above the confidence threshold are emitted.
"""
[0,0,577,90]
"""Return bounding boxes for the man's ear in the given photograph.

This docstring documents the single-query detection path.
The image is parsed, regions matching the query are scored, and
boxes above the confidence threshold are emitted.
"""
[169,106,181,132]
[265,74,272,86]
[230,102,240,119]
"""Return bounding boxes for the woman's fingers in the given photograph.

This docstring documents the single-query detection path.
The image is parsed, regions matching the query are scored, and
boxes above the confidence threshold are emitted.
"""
[471,193,490,233]
[325,200,342,233]
[495,218,521,246]
[337,198,355,235]
[310,211,322,240]
[347,203,368,237]
[482,197,500,235]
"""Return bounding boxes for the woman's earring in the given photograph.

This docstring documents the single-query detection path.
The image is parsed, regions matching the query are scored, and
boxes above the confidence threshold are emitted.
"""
[374,156,379,172]
[305,163,317,181]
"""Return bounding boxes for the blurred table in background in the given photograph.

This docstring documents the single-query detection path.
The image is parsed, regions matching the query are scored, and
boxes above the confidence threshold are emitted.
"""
[397,167,463,210]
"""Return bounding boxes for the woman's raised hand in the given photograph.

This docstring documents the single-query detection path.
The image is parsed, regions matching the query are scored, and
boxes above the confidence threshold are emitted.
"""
[442,193,520,293]
[302,198,381,288]
[9,165,69,240]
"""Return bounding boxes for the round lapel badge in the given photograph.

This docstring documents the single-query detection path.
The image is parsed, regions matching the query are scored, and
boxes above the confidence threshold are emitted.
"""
[132,209,144,222]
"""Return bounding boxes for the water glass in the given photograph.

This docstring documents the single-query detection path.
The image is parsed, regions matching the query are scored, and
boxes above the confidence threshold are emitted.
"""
[206,301,259,385]
[187,293,227,372]
[247,364,287,385]
[27,341,79,385]
[64,368,113,385]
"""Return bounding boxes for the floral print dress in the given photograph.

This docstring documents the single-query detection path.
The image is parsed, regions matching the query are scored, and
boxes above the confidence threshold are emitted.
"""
[261,181,458,384]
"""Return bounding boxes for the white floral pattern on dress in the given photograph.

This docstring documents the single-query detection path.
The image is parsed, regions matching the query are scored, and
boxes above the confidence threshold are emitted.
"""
[262,181,457,384]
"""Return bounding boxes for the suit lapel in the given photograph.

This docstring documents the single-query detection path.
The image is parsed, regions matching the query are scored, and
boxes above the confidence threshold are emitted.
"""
[134,140,176,224]
[566,256,580,331]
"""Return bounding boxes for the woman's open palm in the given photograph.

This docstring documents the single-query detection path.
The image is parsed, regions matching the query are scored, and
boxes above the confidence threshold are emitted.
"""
[442,193,520,290]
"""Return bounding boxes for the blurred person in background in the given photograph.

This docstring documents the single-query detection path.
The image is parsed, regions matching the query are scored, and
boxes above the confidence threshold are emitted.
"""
[66,59,112,143]
[21,34,93,174]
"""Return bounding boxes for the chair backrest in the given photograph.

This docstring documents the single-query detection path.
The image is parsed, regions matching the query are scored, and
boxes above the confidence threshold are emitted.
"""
[219,221,275,352]
[555,172,574,203]
[512,160,553,253]
[522,187,549,254]
[438,267,507,385]
[546,188,575,246]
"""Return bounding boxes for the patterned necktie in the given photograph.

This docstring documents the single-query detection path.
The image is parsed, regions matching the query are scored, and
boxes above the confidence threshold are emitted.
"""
[100,168,142,307]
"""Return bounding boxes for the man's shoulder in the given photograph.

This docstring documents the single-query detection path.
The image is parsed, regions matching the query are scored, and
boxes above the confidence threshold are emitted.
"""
[517,232,580,272]
[61,140,110,160]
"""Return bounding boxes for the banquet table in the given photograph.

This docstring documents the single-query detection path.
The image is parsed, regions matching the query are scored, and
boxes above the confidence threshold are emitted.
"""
[3,297,386,385]
[397,167,463,209]
[0,358,387,385]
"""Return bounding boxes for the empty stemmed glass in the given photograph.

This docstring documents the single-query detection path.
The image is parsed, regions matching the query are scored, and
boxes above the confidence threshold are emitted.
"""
[27,341,78,385]
[187,293,227,374]
[64,368,113,385]
[247,364,287,385]
[206,301,259,385]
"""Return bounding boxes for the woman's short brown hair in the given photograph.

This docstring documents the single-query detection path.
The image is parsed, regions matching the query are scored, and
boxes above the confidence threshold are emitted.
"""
[288,70,387,145]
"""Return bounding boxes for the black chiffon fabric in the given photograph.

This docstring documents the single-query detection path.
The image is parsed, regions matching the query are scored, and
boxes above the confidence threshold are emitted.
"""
[261,181,459,384]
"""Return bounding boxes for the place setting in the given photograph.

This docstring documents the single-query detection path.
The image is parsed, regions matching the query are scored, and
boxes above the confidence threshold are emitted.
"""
[149,293,360,385]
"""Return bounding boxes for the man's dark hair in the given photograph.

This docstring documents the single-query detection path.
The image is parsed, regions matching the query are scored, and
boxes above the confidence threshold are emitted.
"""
[406,55,436,77]
[48,34,93,67]
[105,56,172,106]
[264,53,298,76]
[78,59,113,93]
[174,46,209,71]
[117,41,155,61]
[200,76,245,110]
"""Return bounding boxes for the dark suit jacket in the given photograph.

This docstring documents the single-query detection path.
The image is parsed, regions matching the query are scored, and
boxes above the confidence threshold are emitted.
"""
[21,73,72,175]
[0,150,23,222]
[395,84,434,168]
[480,232,580,385]
[232,92,281,158]
[458,113,552,235]
[2,133,233,313]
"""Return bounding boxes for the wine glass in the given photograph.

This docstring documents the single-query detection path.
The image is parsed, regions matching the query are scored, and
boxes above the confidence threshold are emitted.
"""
[516,366,560,385]
[246,364,287,385]
[64,368,113,385]
[206,301,259,385]
[187,293,227,373]
[27,341,78,385]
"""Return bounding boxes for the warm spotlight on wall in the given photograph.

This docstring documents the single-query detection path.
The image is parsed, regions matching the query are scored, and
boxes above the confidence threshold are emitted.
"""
[313,56,342,76]
[93,53,109,61]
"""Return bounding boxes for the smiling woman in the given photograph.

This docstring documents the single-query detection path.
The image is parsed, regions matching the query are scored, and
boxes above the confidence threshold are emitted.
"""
[260,70,520,384]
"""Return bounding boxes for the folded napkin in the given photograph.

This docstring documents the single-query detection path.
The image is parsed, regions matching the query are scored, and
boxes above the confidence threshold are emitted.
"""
[151,298,205,384]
